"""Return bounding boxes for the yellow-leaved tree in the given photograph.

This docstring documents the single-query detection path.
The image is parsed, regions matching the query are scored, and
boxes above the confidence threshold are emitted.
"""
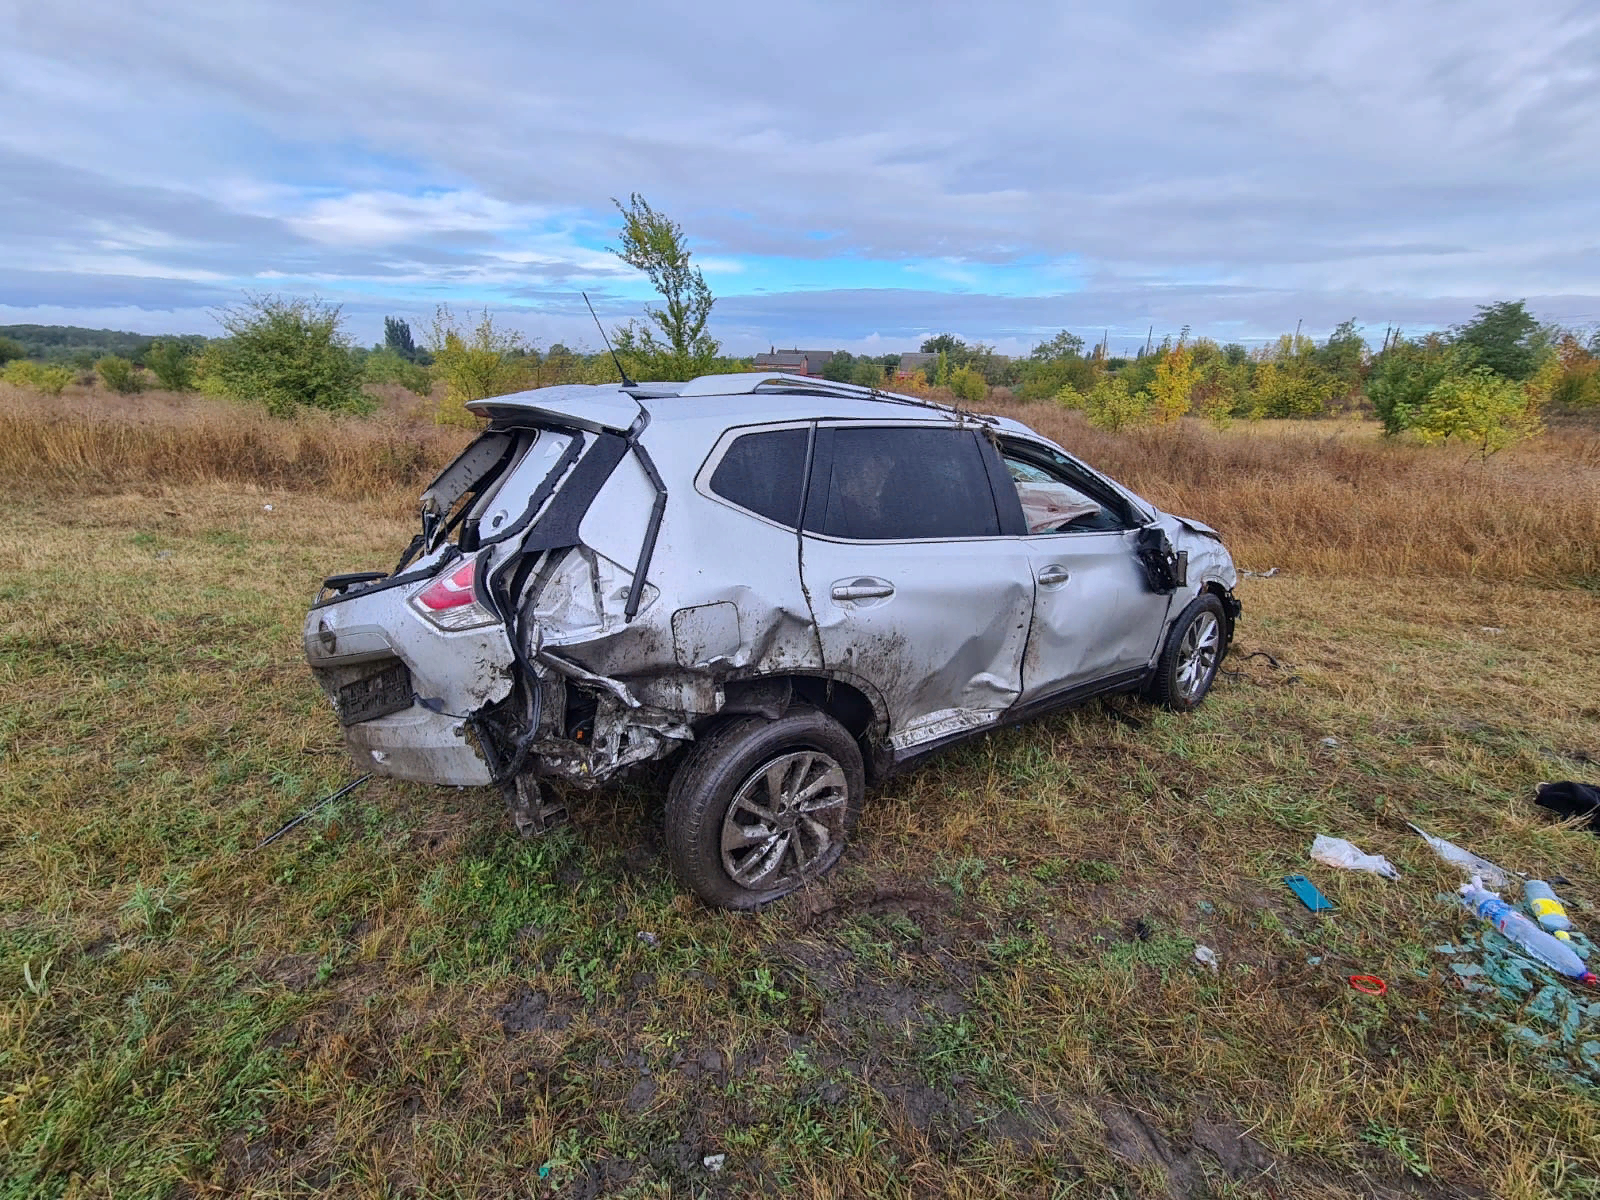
[1148,340,1197,424]
[427,306,532,427]
[1414,365,1547,461]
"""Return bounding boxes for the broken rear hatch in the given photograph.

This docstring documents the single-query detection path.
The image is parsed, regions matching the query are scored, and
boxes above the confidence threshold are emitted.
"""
[303,411,627,785]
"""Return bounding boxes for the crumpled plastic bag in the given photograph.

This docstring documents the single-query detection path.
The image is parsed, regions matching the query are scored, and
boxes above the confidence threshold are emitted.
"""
[1310,834,1400,880]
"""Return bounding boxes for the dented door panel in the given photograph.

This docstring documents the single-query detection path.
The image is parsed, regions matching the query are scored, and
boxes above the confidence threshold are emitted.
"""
[1016,529,1173,705]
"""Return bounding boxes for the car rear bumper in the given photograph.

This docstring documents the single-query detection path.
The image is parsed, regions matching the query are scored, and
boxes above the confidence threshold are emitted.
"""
[339,703,494,785]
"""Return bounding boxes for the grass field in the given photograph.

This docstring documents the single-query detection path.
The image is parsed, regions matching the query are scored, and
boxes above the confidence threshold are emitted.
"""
[3,384,1600,1198]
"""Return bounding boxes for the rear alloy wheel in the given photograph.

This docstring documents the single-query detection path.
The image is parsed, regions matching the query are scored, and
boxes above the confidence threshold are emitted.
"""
[666,707,864,909]
[1148,592,1228,712]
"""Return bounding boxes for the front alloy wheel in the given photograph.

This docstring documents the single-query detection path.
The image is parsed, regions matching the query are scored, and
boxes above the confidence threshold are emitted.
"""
[1148,592,1229,712]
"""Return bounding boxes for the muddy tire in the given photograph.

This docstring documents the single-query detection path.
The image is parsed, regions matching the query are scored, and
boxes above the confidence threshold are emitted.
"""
[1146,592,1228,712]
[665,707,864,909]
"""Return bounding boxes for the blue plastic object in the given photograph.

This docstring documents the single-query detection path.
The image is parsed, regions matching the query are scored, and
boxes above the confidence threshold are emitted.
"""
[1284,874,1335,912]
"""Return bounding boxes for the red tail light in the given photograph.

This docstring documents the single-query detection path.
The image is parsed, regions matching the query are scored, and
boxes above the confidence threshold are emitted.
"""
[411,558,497,630]
[415,559,478,611]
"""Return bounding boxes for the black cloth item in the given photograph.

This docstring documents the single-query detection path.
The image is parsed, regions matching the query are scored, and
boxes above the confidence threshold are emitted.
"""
[1534,781,1600,832]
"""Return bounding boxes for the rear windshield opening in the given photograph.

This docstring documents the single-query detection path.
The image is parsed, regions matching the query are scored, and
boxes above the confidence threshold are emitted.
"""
[423,427,582,553]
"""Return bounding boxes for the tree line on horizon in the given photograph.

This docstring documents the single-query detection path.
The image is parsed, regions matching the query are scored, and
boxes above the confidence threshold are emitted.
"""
[4,193,1597,454]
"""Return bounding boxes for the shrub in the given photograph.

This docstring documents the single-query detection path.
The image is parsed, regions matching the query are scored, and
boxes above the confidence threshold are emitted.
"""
[145,340,197,391]
[851,360,886,388]
[362,348,433,396]
[96,355,144,395]
[1413,366,1544,460]
[427,306,530,427]
[949,365,988,405]
[200,295,369,417]
[1081,376,1152,432]
[3,360,74,397]
[0,336,25,367]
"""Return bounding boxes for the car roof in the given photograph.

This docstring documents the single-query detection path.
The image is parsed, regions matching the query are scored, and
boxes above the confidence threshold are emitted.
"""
[467,372,1002,434]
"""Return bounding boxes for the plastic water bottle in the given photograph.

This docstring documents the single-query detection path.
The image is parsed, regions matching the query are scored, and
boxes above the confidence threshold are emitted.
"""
[1460,879,1597,985]
[1523,880,1573,933]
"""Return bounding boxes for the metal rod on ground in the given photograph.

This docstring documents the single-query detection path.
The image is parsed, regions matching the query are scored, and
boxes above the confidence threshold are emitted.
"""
[255,774,372,849]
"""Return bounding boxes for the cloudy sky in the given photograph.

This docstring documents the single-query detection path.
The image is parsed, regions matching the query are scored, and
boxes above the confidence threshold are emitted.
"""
[4,0,1598,355]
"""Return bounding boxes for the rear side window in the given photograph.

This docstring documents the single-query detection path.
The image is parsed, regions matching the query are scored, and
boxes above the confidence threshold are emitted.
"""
[709,427,810,527]
[818,427,999,540]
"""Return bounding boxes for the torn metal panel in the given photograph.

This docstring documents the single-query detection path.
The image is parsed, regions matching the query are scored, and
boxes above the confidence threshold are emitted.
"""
[799,533,1032,734]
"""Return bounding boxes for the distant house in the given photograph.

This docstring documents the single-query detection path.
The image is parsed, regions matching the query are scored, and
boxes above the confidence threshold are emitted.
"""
[752,348,835,377]
[896,351,936,379]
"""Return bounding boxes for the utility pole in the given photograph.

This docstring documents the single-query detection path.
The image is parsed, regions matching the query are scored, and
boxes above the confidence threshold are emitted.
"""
[1144,326,1153,357]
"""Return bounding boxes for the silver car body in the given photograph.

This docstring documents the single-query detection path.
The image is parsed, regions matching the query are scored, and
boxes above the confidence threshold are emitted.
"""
[303,374,1238,789]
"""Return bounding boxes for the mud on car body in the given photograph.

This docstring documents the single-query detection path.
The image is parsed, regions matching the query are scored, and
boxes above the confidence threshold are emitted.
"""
[304,373,1241,908]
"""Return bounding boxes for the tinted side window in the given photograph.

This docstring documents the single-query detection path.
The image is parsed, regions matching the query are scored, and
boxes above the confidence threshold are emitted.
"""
[709,427,810,527]
[821,427,999,540]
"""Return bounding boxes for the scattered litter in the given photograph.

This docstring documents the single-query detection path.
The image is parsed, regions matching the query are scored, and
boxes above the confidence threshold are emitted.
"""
[1311,834,1400,880]
[1284,874,1335,912]
[1524,880,1575,936]
[1436,923,1600,1085]
[1239,567,1281,578]
[262,503,274,512]
[1348,975,1387,996]
[538,1163,551,1179]
[1478,626,1503,634]
[155,550,173,560]
[636,931,660,948]
[1459,878,1595,985]
[1193,945,1219,972]
[702,1153,725,1173]
[1319,736,1340,748]
[1306,955,1323,966]
[1534,781,1600,832]
[1407,822,1513,888]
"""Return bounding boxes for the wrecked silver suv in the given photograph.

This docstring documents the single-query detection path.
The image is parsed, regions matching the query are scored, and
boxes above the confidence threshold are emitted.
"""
[304,373,1239,907]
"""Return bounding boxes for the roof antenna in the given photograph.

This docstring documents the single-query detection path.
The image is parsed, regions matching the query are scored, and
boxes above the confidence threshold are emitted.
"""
[582,291,635,389]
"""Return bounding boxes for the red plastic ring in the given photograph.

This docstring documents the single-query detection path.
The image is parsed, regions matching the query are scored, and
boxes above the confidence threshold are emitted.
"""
[1349,975,1387,996]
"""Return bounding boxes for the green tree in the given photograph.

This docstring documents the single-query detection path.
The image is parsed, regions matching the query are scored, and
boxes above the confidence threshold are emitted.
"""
[0,336,24,366]
[1017,330,1094,401]
[610,193,720,379]
[920,333,967,359]
[427,306,531,426]
[95,355,143,395]
[1452,300,1544,381]
[145,339,196,391]
[850,359,886,388]
[1367,334,1458,434]
[1318,319,1367,403]
[383,316,421,363]
[1413,365,1544,460]
[821,351,857,383]
[201,295,368,417]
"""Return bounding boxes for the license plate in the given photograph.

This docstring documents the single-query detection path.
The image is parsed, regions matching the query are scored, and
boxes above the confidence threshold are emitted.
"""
[337,662,412,725]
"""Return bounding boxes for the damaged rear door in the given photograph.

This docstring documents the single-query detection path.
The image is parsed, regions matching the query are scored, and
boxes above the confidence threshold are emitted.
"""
[798,423,1033,755]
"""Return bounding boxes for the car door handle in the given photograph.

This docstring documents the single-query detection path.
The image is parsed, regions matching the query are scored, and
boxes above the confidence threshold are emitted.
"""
[831,578,895,602]
[1037,564,1070,588]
